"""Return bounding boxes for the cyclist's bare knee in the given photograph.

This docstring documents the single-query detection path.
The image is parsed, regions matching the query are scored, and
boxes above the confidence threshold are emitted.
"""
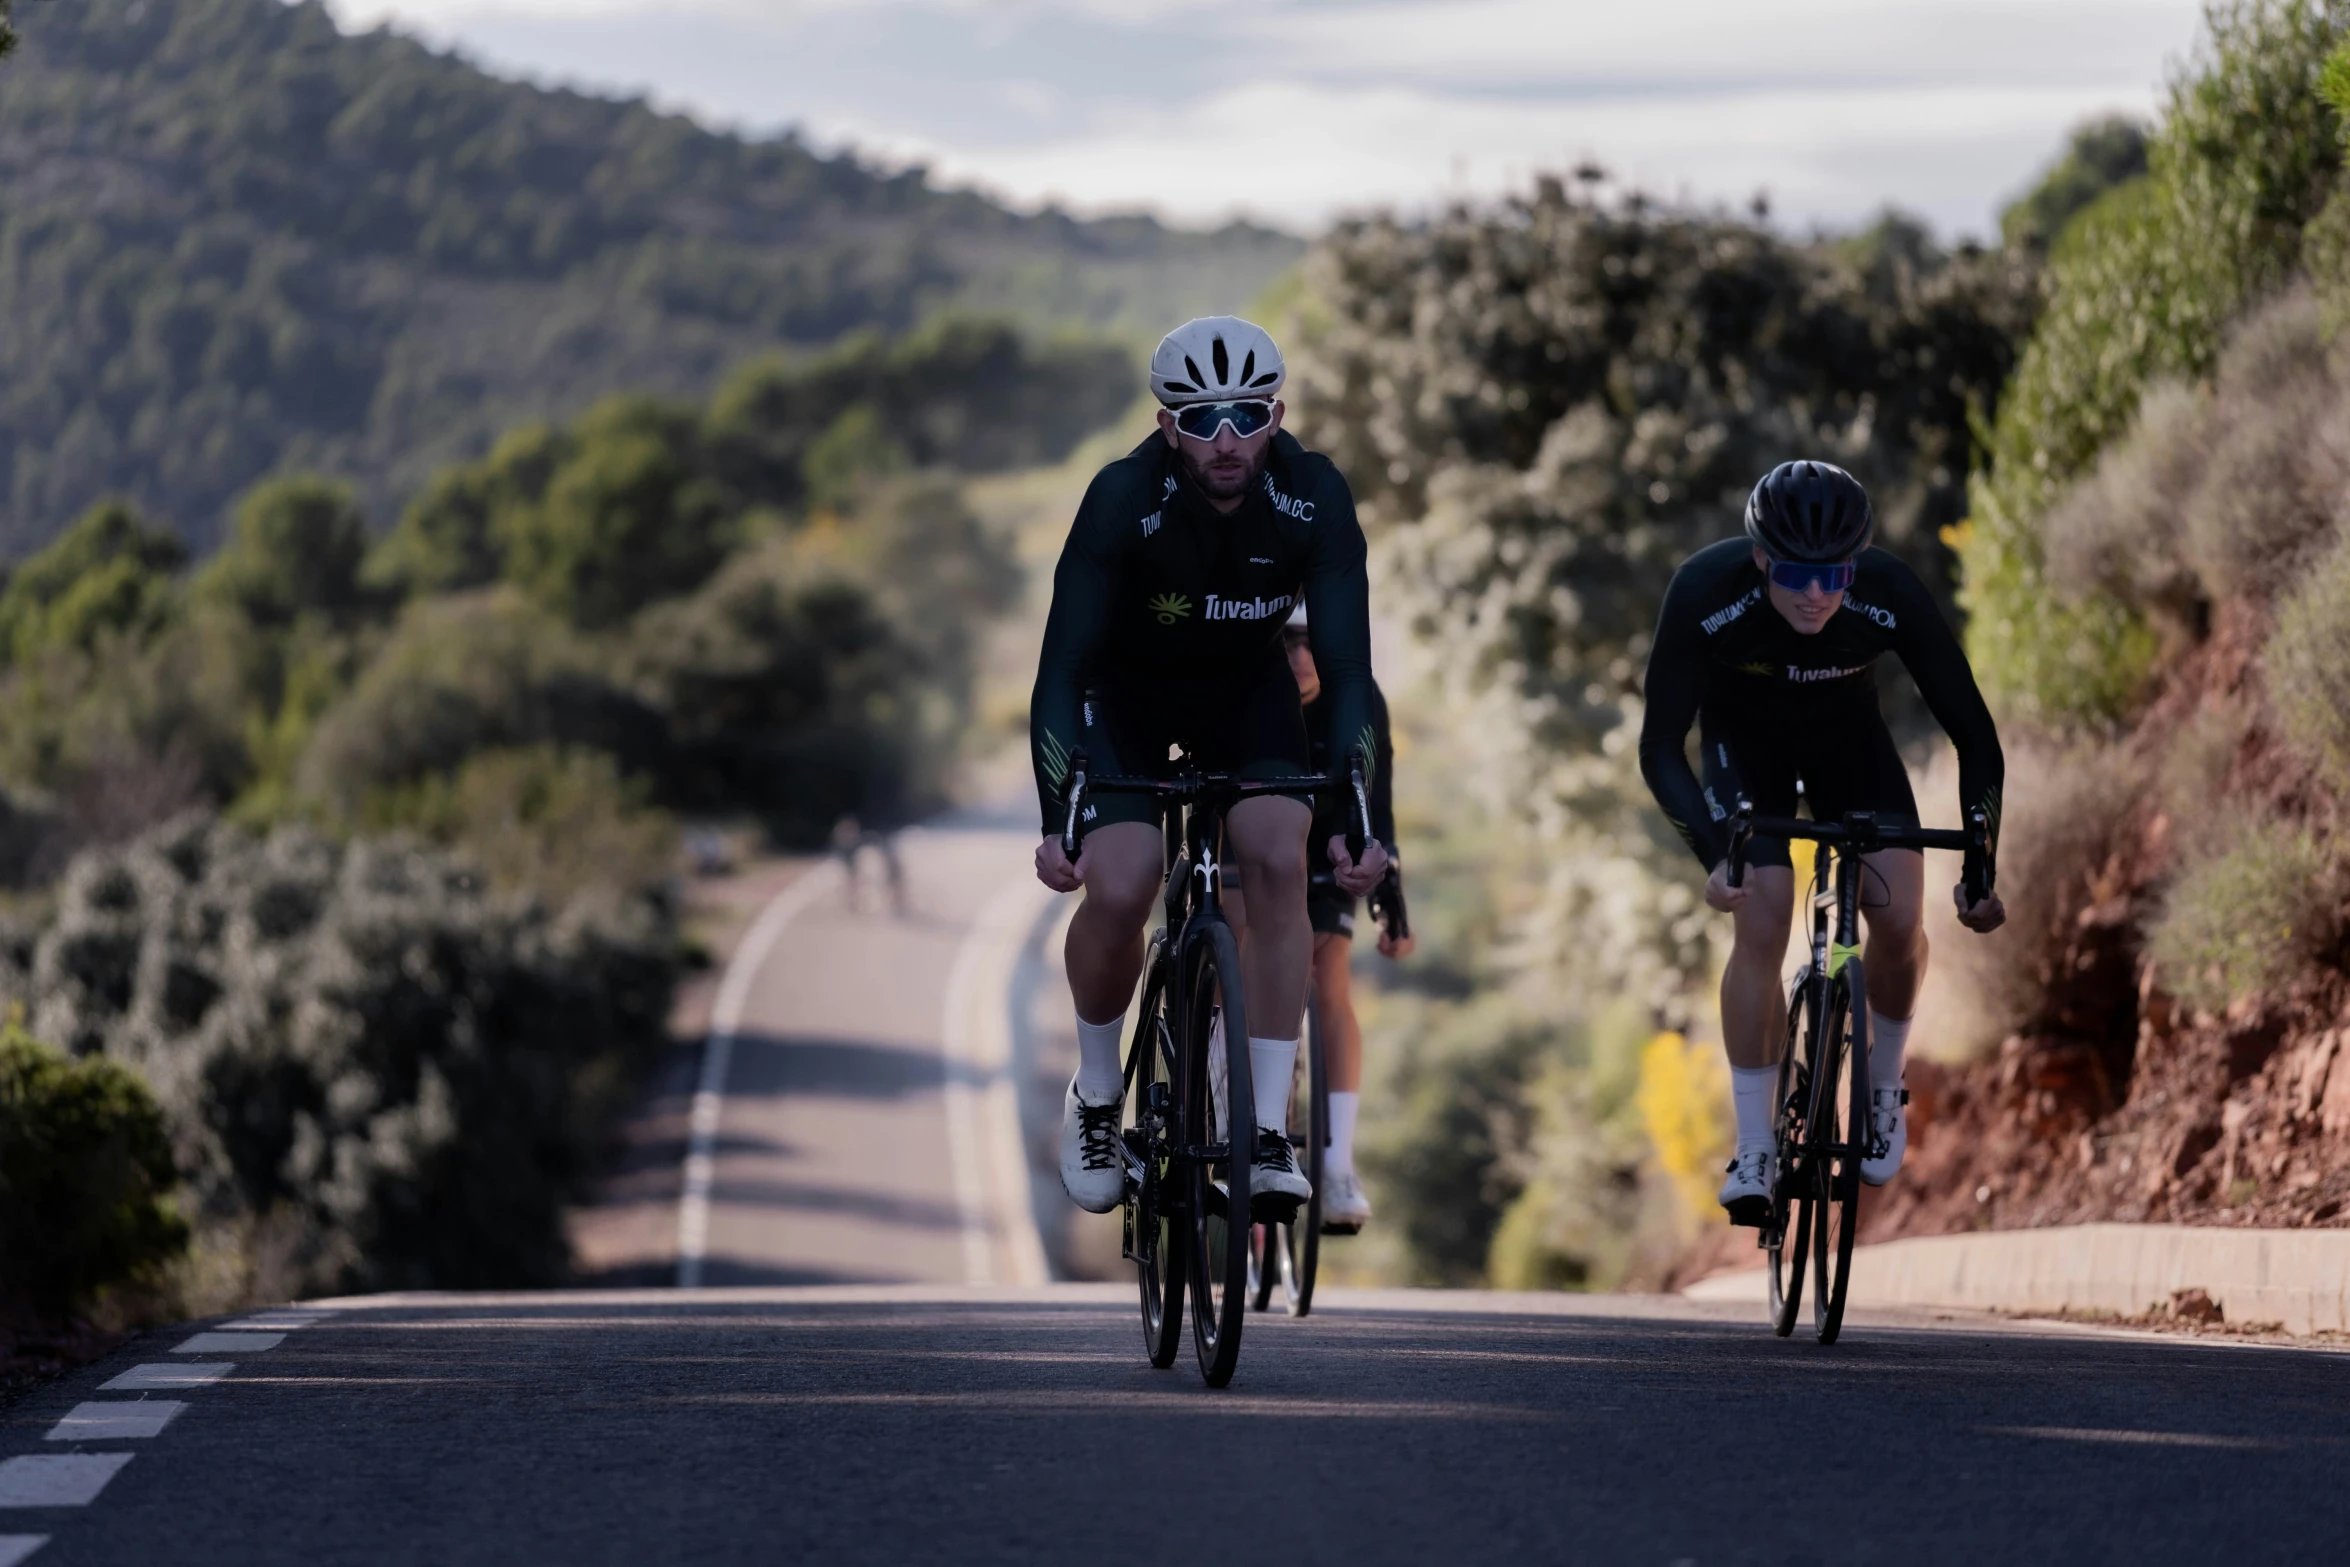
[1226,794,1309,908]
[1074,823,1161,933]
[1727,866,1795,963]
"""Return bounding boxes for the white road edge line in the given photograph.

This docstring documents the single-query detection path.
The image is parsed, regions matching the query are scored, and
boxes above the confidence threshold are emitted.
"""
[939,867,1057,1288]
[676,860,846,1289]
[0,1535,47,1567]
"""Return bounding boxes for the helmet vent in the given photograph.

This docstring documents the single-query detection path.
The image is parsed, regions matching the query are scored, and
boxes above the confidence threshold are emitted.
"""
[1240,349,1256,385]
[1211,337,1230,383]
[1184,355,1205,387]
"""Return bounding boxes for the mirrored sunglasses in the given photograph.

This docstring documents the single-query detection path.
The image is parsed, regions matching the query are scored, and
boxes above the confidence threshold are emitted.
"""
[1766,558,1857,594]
[1173,399,1275,440]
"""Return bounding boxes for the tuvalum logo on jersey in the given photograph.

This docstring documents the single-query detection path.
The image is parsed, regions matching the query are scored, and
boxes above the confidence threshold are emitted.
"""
[1204,593,1294,622]
[1149,593,1193,624]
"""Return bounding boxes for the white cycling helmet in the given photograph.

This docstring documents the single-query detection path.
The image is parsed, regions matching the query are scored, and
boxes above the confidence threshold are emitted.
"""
[1150,316,1285,407]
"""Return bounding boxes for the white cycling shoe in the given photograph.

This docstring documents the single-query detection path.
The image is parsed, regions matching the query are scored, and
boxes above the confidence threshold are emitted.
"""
[1059,1076,1126,1214]
[1861,1084,1909,1187]
[1320,1170,1372,1234]
[1718,1145,1776,1227]
[1248,1127,1312,1221]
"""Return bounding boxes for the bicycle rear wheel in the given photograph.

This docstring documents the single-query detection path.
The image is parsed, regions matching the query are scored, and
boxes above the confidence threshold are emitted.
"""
[1127,954,1184,1368]
[1181,917,1253,1386]
[1766,972,1815,1338]
[1809,964,1868,1344]
[1277,992,1327,1316]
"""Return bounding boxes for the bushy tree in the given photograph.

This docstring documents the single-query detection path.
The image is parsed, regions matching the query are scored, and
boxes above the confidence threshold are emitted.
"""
[0,501,186,666]
[0,815,671,1296]
[2000,117,2152,253]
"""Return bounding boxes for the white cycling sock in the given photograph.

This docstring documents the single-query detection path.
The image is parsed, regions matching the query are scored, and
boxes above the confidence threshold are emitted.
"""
[1730,1064,1778,1155]
[1249,1036,1298,1134]
[1868,1010,1912,1092]
[1074,1012,1126,1102]
[1326,1091,1361,1179]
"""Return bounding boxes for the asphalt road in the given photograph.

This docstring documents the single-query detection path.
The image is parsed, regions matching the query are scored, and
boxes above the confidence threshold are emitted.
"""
[9,827,2350,1564]
[5,1287,2349,1565]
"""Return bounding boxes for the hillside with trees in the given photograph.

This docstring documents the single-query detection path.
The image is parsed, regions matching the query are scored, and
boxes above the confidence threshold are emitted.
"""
[0,0,1297,553]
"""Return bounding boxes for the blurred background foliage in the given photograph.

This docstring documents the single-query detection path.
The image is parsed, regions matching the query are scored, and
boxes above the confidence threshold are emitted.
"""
[1318,0,2350,1287]
[0,0,1295,554]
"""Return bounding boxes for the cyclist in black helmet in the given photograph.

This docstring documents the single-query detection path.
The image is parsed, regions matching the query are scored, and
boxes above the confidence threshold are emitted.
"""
[1637,460,2007,1223]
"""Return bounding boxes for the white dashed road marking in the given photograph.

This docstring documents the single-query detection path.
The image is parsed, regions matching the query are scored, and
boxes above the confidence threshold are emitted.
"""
[172,1332,284,1353]
[44,1403,187,1442]
[0,1536,48,1567]
[0,1454,134,1507]
[100,1363,235,1392]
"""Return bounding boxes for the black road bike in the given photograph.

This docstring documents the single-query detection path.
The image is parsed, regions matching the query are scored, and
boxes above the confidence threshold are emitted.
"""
[1059,747,1372,1386]
[1726,804,1989,1345]
[1249,866,1410,1318]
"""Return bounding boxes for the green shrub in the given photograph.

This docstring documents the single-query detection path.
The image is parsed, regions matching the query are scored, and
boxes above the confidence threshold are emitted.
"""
[2001,116,2152,253]
[0,501,186,668]
[1358,995,1577,1286]
[2267,532,2350,788]
[0,1020,187,1324]
[2146,812,2341,1007]
[362,745,676,906]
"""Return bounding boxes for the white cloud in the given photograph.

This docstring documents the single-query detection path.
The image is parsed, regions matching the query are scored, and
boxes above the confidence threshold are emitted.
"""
[324,0,2206,238]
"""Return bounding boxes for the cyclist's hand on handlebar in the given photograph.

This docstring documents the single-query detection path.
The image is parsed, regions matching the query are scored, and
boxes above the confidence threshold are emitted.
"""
[1377,927,1416,959]
[1329,835,1388,897]
[1704,857,1747,913]
[1955,884,2006,933]
[1035,835,1085,893]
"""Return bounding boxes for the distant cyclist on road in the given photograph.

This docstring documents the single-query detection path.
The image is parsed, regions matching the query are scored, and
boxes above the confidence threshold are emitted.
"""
[1637,461,2006,1224]
[1031,317,1389,1222]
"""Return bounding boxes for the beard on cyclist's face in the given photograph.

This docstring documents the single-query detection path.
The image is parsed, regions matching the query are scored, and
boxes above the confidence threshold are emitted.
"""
[1158,400,1283,506]
[1754,546,1845,635]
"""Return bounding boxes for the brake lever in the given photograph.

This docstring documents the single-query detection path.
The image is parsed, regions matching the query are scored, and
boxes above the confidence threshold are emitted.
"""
[1060,748,1091,862]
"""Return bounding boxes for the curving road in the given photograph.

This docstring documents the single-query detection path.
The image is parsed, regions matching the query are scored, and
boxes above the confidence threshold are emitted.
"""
[5,827,2349,1564]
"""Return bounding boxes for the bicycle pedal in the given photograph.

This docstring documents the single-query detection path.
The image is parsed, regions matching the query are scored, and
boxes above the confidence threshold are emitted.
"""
[1723,1195,1771,1229]
[1250,1192,1305,1226]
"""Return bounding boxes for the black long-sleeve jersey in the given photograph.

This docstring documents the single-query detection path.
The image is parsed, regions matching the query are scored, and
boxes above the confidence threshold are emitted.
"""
[1031,430,1375,833]
[1304,678,1395,868]
[1637,539,2003,871]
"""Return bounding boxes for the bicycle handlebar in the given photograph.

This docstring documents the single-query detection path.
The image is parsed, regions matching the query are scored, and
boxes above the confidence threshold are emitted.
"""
[1058,745,1375,865]
[1725,803,1993,908]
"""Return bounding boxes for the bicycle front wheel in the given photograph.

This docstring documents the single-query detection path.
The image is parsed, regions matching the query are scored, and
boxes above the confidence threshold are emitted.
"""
[1766,971,1815,1338]
[1277,991,1327,1316]
[1181,917,1253,1387]
[1809,963,1868,1344]
[1128,953,1184,1368]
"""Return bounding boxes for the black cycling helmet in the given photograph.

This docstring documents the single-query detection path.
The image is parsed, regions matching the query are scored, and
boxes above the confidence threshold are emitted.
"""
[1743,460,1874,563]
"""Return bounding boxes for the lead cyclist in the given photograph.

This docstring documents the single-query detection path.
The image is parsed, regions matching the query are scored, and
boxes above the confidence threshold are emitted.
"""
[1030,316,1389,1223]
[1637,461,2008,1223]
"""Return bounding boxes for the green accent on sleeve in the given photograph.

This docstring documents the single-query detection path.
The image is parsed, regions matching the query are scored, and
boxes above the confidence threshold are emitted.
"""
[1039,729,1071,790]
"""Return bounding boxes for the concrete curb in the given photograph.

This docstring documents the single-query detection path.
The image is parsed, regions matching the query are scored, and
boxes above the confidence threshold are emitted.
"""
[1682,1223,2350,1334]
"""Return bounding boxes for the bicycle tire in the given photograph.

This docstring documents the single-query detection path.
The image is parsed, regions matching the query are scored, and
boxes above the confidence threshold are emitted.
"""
[1810,962,1867,1344]
[1766,971,1815,1338]
[1128,954,1184,1368]
[1182,916,1253,1386]
[1278,992,1327,1316]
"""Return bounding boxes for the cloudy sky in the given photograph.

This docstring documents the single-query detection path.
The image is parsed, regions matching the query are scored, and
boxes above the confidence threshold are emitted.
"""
[326,0,2210,240]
